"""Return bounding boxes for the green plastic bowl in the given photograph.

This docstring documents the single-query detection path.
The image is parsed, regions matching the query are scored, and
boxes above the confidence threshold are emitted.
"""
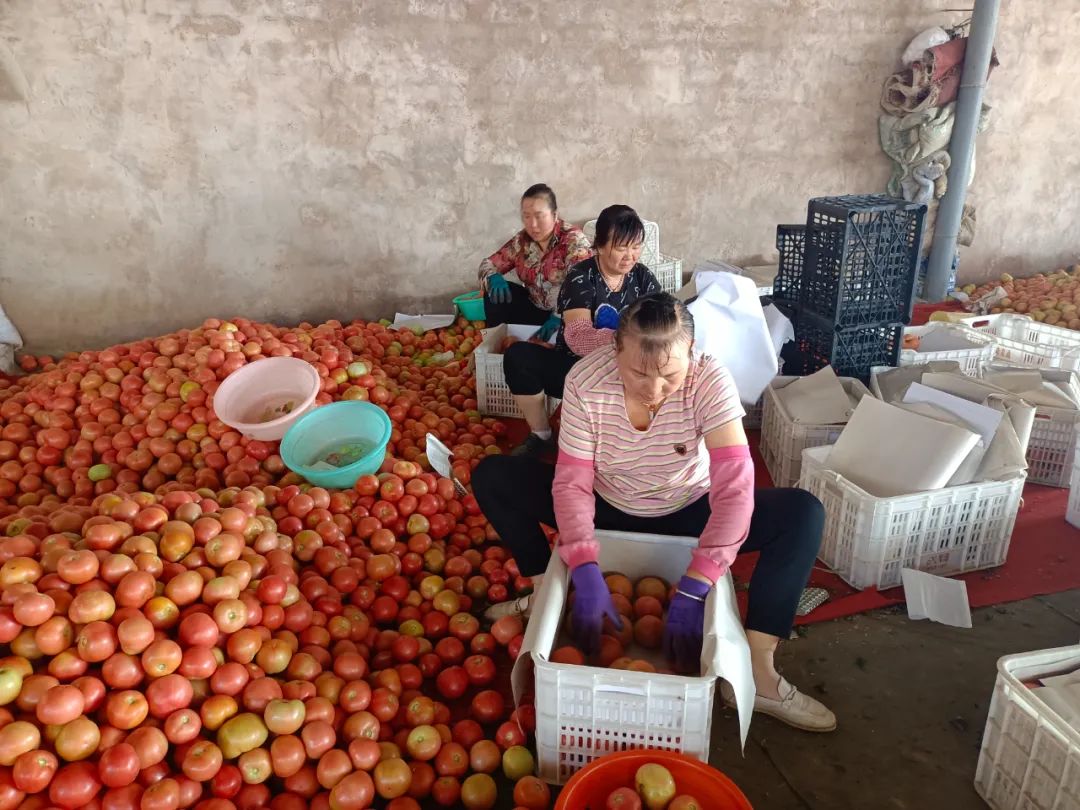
[453,291,486,322]
[280,401,392,488]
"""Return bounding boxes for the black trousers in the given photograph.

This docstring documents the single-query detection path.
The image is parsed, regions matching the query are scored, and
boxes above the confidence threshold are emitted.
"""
[483,281,549,327]
[503,343,578,399]
[472,455,825,639]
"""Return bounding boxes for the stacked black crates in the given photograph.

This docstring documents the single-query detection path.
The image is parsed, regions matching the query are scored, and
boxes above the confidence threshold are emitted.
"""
[776,195,926,382]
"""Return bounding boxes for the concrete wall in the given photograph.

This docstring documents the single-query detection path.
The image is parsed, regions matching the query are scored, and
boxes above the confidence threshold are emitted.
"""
[1,1,1077,353]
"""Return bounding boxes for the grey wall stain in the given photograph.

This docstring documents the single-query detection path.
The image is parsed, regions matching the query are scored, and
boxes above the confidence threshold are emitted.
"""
[0,0,1078,352]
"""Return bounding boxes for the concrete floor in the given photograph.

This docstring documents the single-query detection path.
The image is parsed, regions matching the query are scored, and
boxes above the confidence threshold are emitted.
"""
[706,590,1080,809]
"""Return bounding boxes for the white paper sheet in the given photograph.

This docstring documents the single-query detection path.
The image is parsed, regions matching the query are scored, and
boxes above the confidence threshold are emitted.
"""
[826,397,981,496]
[392,313,456,331]
[902,568,972,628]
[903,383,1003,446]
[686,272,778,405]
[424,433,453,479]
[763,304,795,357]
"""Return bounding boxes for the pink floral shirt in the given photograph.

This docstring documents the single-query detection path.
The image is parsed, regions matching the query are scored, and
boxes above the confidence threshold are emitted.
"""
[478,219,593,311]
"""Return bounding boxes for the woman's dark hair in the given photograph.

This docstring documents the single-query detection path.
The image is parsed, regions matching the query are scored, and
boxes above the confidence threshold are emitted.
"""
[521,184,557,212]
[615,293,695,367]
[593,205,645,249]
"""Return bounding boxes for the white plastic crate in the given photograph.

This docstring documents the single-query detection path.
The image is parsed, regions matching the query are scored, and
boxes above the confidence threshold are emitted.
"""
[800,445,1025,590]
[649,253,684,294]
[1068,438,1080,528]
[583,218,661,268]
[1028,406,1080,488]
[743,397,763,430]
[518,530,752,785]
[472,324,559,419]
[962,313,1080,371]
[975,645,1080,810]
[899,322,996,377]
[985,364,1080,488]
[759,375,870,489]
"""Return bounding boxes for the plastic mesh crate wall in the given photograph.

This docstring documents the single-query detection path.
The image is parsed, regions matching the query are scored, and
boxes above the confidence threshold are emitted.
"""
[800,195,926,328]
[789,310,903,383]
[962,314,1080,371]
[1027,406,1080,487]
[473,325,558,419]
[759,377,869,489]
[650,254,684,293]
[534,663,715,784]
[898,323,996,377]
[799,446,1024,590]
[583,218,661,269]
[975,645,1080,810]
[1068,440,1080,528]
[773,224,805,304]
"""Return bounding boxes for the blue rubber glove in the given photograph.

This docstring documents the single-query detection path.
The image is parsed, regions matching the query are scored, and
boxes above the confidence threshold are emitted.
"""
[594,303,620,331]
[535,314,561,342]
[570,563,623,657]
[662,575,711,674]
[486,274,512,305]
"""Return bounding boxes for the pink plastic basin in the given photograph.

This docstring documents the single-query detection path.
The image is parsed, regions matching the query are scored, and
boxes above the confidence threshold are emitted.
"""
[212,357,321,441]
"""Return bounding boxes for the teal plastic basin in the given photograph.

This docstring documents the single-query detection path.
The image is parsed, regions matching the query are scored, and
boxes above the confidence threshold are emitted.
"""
[280,401,392,488]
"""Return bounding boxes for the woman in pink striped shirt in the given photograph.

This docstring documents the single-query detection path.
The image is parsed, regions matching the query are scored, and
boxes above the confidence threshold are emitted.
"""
[473,293,836,732]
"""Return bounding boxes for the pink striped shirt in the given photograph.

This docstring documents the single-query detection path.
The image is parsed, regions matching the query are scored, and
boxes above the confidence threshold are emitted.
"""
[557,344,744,516]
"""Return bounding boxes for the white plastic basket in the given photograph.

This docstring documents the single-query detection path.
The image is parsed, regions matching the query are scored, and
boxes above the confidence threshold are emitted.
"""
[1068,444,1080,528]
[1028,406,1080,488]
[583,218,661,268]
[472,325,559,419]
[800,445,1025,590]
[975,645,1080,810]
[525,531,749,784]
[649,254,684,294]
[962,314,1080,371]
[759,376,870,489]
[899,322,996,377]
[743,397,763,430]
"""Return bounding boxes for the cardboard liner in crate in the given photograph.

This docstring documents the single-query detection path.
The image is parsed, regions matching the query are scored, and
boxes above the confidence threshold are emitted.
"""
[512,531,753,785]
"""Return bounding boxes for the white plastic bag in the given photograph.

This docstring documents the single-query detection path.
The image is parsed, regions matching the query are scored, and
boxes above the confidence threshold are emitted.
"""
[685,272,778,405]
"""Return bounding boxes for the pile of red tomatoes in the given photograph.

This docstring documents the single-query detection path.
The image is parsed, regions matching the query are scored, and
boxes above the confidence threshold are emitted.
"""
[0,316,549,809]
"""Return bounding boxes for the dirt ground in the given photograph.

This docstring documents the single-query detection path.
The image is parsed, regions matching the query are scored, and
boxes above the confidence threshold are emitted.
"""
[705,590,1080,809]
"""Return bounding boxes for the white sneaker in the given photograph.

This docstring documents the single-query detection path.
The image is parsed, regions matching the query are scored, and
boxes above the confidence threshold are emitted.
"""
[723,677,837,733]
[483,594,532,623]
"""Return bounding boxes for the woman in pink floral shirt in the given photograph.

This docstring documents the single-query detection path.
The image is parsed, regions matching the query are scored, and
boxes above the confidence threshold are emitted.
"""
[478,184,593,335]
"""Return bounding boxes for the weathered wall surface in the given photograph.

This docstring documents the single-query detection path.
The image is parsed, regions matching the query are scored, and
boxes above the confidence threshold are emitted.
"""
[1,1,1077,352]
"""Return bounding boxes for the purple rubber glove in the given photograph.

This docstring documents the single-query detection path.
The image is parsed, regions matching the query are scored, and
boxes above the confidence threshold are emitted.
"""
[570,563,622,657]
[663,575,711,674]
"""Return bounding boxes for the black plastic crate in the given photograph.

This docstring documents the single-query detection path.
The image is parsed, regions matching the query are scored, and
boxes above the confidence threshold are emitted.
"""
[773,224,804,304]
[799,195,927,328]
[787,308,902,383]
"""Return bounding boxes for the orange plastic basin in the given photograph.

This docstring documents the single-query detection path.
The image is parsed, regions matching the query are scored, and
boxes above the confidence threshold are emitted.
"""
[555,749,752,809]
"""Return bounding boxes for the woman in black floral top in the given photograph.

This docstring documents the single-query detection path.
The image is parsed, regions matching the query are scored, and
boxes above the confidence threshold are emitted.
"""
[505,204,660,457]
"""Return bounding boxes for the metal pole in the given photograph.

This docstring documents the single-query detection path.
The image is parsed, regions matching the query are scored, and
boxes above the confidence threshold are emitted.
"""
[924,0,1001,301]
